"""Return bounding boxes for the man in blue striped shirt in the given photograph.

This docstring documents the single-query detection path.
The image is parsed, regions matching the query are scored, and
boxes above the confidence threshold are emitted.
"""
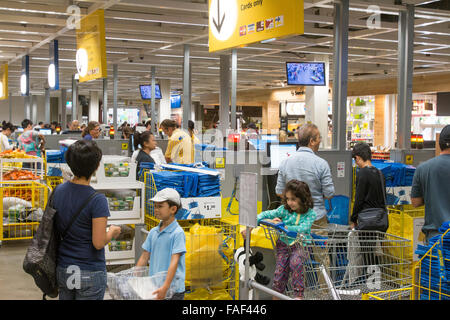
[275,123,335,232]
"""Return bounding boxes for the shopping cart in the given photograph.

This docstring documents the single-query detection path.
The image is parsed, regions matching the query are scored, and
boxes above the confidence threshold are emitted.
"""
[259,220,413,300]
[107,266,181,300]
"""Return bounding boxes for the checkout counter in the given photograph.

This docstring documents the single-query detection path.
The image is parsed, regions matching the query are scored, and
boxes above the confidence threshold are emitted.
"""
[199,143,353,214]
[43,134,168,157]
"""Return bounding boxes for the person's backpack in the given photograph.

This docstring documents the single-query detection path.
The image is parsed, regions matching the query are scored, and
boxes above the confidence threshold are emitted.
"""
[23,187,98,299]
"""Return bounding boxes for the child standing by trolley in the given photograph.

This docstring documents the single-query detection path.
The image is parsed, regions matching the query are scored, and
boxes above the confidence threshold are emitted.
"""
[136,188,186,300]
[256,180,316,299]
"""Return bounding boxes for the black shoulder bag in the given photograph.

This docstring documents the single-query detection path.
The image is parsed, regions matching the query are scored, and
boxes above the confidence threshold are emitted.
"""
[23,188,98,299]
[355,169,389,232]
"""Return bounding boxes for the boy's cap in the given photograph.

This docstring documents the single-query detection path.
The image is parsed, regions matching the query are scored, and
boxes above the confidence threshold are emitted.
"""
[150,188,181,206]
[439,124,450,149]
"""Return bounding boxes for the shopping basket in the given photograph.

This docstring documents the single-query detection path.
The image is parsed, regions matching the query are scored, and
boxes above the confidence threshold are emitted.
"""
[259,220,413,300]
[413,227,450,300]
[1,181,50,241]
[107,267,181,300]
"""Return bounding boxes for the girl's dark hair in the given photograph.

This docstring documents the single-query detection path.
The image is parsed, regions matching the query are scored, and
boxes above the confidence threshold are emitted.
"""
[2,122,15,132]
[133,130,153,150]
[66,140,102,179]
[351,142,372,162]
[282,180,314,214]
[188,120,195,131]
[21,119,32,129]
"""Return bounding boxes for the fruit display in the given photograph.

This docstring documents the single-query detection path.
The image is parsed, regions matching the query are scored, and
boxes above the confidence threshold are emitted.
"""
[4,189,33,202]
[104,162,130,177]
[0,150,37,159]
[2,169,40,181]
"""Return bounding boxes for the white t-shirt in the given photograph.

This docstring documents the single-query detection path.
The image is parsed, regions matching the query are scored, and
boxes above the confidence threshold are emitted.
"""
[0,133,12,152]
[131,147,166,165]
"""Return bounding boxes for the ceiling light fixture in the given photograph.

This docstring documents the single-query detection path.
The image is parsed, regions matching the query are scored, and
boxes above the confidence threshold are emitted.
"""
[20,74,27,95]
[48,63,56,88]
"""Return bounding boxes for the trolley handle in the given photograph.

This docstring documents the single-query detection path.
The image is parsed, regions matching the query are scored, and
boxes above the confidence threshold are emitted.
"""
[259,220,298,238]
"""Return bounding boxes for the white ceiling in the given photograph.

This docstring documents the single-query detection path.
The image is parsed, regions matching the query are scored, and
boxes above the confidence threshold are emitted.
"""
[1,0,450,104]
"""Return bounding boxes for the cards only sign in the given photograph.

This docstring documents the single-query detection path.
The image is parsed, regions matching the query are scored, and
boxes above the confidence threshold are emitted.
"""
[208,0,304,52]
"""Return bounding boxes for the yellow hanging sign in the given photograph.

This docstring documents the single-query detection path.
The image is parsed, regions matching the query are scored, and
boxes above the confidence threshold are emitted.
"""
[208,0,304,53]
[215,157,225,168]
[405,155,414,165]
[76,9,107,83]
[0,64,7,100]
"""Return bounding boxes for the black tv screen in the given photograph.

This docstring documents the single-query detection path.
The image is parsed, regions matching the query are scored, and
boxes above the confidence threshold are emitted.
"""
[286,62,326,86]
[437,92,450,116]
[140,84,162,100]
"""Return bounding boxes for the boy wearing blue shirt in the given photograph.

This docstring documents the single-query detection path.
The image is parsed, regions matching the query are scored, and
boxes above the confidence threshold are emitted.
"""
[136,188,186,300]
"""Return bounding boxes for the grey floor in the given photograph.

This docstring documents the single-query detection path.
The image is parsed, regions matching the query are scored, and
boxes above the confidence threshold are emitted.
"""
[0,239,278,300]
[0,240,115,300]
[0,240,53,300]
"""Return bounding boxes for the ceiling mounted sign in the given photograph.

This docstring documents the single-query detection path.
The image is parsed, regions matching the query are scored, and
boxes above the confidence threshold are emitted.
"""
[208,0,304,53]
[48,39,59,90]
[0,64,7,100]
[75,9,107,83]
[21,55,29,96]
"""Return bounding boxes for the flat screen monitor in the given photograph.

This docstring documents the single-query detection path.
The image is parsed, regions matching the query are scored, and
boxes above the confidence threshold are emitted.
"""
[268,143,298,169]
[260,134,278,142]
[286,62,326,86]
[139,84,162,100]
[39,129,52,135]
[171,95,181,109]
[437,92,450,116]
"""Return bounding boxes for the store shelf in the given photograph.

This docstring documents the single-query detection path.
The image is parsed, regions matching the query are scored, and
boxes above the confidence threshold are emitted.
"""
[105,237,136,266]
[90,181,145,190]
[108,196,142,221]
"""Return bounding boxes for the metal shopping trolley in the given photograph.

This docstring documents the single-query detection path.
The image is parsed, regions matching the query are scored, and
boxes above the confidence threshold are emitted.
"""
[259,220,413,300]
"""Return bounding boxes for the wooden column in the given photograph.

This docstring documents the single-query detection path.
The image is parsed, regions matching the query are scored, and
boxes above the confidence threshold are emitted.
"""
[374,95,386,147]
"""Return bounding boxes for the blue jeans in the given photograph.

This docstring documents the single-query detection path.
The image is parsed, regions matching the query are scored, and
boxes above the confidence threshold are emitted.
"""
[57,266,107,300]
